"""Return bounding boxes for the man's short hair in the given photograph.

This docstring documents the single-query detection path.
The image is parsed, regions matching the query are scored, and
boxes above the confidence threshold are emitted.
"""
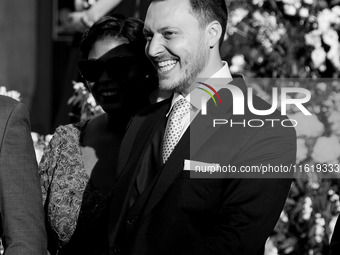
[151,0,228,45]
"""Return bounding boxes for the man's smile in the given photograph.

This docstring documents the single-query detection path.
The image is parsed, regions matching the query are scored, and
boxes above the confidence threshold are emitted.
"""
[156,59,178,73]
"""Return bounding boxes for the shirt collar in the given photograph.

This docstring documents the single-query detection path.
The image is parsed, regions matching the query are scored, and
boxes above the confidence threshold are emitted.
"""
[166,61,233,116]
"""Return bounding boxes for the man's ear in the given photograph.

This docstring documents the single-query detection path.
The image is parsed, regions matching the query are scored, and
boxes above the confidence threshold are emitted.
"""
[206,20,222,48]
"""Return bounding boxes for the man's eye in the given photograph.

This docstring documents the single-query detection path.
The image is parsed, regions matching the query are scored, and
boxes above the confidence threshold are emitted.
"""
[163,31,175,38]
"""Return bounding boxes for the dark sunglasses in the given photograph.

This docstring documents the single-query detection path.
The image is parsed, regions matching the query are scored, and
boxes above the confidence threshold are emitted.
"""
[78,44,136,82]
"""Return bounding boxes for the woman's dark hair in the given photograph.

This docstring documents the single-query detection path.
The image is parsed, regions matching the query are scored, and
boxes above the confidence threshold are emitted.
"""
[80,14,145,59]
[79,14,158,108]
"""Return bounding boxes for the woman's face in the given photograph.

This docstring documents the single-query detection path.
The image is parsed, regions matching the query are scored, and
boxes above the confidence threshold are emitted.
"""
[86,37,138,113]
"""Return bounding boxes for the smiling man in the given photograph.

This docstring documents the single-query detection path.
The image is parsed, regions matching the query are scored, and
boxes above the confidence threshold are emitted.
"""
[106,1,296,255]
[143,0,225,94]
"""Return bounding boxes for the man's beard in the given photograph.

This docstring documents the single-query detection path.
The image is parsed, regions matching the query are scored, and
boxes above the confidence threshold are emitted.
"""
[159,40,208,94]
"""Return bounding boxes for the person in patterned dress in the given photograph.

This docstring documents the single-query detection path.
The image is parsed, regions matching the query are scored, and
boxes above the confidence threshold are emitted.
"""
[39,15,157,255]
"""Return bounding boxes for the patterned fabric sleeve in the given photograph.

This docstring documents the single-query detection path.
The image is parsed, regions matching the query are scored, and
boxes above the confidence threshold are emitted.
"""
[38,124,91,247]
[38,126,64,206]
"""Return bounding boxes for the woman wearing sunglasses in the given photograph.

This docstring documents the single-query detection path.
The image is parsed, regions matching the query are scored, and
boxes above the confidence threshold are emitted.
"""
[39,15,157,255]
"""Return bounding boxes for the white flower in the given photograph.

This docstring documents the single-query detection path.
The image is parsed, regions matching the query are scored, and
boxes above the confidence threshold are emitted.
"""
[314,214,326,243]
[305,197,312,206]
[299,8,309,18]
[294,1,302,9]
[302,197,313,221]
[289,112,324,137]
[317,9,337,32]
[316,82,327,92]
[315,224,325,234]
[232,55,246,66]
[316,216,326,227]
[322,29,339,47]
[331,194,340,202]
[87,94,97,107]
[73,81,86,91]
[267,15,277,27]
[261,38,273,52]
[230,8,249,25]
[315,235,323,243]
[311,47,326,68]
[302,205,312,220]
[284,4,297,16]
[0,86,5,94]
[319,64,327,72]
[305,30,322,48]
[312,136,340,163]
[337,201,340,212]
[328,111,340,136]
[297,138,308,163]
[230,55,246,73]
[253,11,265,24]
[7,91,21,101]
[269,25,286,43]
[252,0,264,7]
[327,44,340,70]
[310,182,320,189]
[0,86,21,101]
[280,211,289,223]
[282,0,296,5]
[332,6,340,16]
[303,0,314,4]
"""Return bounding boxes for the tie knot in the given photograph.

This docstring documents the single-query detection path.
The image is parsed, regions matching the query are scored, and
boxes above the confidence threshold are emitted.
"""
[171,98,191,119]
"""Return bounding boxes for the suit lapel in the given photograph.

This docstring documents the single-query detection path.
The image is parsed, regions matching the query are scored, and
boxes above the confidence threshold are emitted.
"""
[115,98,171,178]
[126,128,190,235]
[133,110,223,224]
[141,129,189,213]
[189,91,233,157]
[108,99,171,246]
[131,76,248,228]
[190,75,247,156]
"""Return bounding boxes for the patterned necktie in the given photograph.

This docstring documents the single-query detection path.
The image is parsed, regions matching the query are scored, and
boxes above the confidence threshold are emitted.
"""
[162,98,192,163]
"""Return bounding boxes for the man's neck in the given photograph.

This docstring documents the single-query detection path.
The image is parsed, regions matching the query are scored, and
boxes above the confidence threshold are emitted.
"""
[180,59,224,96]
[199,60,224,79]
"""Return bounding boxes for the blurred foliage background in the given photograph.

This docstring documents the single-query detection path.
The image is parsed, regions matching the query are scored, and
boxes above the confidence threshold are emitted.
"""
[222,0,340,254]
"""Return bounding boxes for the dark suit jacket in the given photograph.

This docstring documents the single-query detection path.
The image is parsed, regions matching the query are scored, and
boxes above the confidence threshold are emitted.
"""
[0,95,47,254]
[330,216,340,255]
[107,78,296,255]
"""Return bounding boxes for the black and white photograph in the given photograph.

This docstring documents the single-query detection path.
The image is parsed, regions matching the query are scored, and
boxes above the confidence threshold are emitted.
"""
[1,0,340,254]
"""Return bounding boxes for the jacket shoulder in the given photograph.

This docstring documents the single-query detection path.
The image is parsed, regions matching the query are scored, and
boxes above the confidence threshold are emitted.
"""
[136,97,172,117]
[0,95,20,109]
[0,95,21,122]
